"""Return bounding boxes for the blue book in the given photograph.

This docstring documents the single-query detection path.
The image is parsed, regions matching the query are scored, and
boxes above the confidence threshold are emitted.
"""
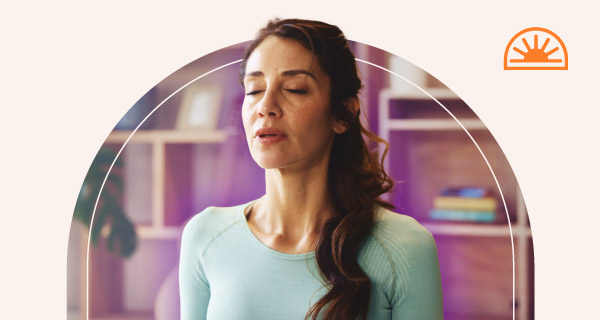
[440,187,488,198]
[429,209,496,222]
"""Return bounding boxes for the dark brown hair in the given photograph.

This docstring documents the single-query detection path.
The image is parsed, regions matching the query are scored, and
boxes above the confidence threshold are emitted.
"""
[240,18,395,320]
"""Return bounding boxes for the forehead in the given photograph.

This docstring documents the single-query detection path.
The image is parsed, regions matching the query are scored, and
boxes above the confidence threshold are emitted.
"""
[245,36,324,78]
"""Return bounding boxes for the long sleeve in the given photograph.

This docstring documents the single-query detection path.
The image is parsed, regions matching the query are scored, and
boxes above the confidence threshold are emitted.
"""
[179,214,211,320]
[391,227,444,320]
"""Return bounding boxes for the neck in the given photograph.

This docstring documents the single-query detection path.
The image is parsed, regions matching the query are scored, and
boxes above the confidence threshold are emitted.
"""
[252,152,335,242]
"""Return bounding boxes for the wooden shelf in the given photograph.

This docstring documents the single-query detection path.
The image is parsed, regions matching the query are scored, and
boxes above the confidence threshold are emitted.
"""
[137,226,182,240]
[388,118,486,131]
[381,87,459,100]
[90,311,153,320]
[106,129,230,144]
[422,222,531,237]
[100,224,182,240]
[444,314,511,320]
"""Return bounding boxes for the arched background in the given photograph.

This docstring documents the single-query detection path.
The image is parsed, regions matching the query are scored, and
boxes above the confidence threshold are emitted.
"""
[67,40,534,320]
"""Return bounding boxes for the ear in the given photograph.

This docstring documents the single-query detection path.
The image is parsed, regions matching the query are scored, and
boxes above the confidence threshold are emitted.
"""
[333,97,360,134]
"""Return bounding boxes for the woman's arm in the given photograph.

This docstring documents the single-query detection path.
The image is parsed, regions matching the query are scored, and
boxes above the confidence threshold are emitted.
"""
[391,228,444,319]
[179,215,211,320]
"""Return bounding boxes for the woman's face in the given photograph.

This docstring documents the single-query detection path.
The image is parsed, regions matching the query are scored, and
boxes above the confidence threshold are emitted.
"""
[242,36,339,171]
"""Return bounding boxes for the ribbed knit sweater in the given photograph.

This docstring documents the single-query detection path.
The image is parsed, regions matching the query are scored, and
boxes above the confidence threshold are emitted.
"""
[179,200,443,319]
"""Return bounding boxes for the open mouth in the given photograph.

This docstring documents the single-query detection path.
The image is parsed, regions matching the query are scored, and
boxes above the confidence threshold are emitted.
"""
[254,127,287,141]
[255,132,287,145]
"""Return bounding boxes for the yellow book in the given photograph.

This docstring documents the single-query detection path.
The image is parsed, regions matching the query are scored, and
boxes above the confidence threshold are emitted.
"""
[433,196,497,211]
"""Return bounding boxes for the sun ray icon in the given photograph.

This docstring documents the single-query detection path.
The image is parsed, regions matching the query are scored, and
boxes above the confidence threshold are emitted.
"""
[510,34,562,63]
[504,27,568,70]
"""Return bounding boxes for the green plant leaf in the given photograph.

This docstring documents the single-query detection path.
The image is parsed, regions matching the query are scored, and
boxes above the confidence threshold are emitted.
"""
[73,146,138,258]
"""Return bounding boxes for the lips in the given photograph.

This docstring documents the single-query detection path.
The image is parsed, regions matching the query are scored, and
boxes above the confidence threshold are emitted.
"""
[254,127,288,145]
[255,127,287,138]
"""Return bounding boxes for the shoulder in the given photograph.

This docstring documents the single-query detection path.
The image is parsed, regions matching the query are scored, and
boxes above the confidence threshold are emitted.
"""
[183,204,241,227]
[368,207,439,269]
[183,205,239,233]
[180,203,247,253]
[360,206,439,301]
[370,206,436,253]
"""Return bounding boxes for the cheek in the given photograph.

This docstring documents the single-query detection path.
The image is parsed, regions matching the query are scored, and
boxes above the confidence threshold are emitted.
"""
[293,107,334,139]
[241,105,254,141]
[241,103,252,127]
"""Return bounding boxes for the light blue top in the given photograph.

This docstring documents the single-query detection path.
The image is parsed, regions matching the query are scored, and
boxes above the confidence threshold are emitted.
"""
[179,200,443,319]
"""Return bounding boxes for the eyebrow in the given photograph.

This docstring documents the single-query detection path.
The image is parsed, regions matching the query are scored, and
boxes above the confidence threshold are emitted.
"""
[245,69,316,81]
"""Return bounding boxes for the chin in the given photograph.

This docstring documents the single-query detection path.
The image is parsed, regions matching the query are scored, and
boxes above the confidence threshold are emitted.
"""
[251,152,293,170]
[253,157,287,170]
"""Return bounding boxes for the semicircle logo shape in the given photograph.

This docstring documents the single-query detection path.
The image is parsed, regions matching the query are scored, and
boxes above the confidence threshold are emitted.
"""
[504,27,568,70]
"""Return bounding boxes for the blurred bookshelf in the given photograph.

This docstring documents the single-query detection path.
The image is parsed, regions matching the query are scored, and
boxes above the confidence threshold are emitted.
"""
[379,87,533,319]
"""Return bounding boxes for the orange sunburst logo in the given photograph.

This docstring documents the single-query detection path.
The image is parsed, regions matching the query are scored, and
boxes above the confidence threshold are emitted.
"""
[504,27,568,70]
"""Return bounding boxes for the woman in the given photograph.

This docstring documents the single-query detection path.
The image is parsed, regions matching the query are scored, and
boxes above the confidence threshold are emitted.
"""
[179,18,443,320]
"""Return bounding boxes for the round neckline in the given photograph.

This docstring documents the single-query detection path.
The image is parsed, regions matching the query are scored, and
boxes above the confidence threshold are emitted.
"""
[238,199,316,261]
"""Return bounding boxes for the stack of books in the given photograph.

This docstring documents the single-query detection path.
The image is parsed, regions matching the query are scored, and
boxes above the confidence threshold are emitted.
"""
[429,187,497,223]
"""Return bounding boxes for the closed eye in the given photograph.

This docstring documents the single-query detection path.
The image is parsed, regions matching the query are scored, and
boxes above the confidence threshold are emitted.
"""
[246,90,264,96]
[286,89,307,94]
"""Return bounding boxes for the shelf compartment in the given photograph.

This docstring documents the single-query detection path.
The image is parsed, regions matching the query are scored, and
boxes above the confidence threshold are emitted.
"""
[87,232,124,319]
[123,239,179,313]
[86,236,178,319]
[122,143,153,225]
[435,235,514,319]
[382,88,479,122]
[163,144,195,227]
[387,98,479,120]
[388,129,519,224]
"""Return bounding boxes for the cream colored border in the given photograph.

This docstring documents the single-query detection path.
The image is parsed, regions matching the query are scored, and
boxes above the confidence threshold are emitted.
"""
[4,2,600,319]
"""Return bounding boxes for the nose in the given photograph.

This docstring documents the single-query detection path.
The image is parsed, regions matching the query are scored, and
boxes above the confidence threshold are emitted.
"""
[257,88,282,118]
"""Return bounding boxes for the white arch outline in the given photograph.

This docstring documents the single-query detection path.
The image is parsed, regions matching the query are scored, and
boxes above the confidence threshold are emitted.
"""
[85,57,516,320]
